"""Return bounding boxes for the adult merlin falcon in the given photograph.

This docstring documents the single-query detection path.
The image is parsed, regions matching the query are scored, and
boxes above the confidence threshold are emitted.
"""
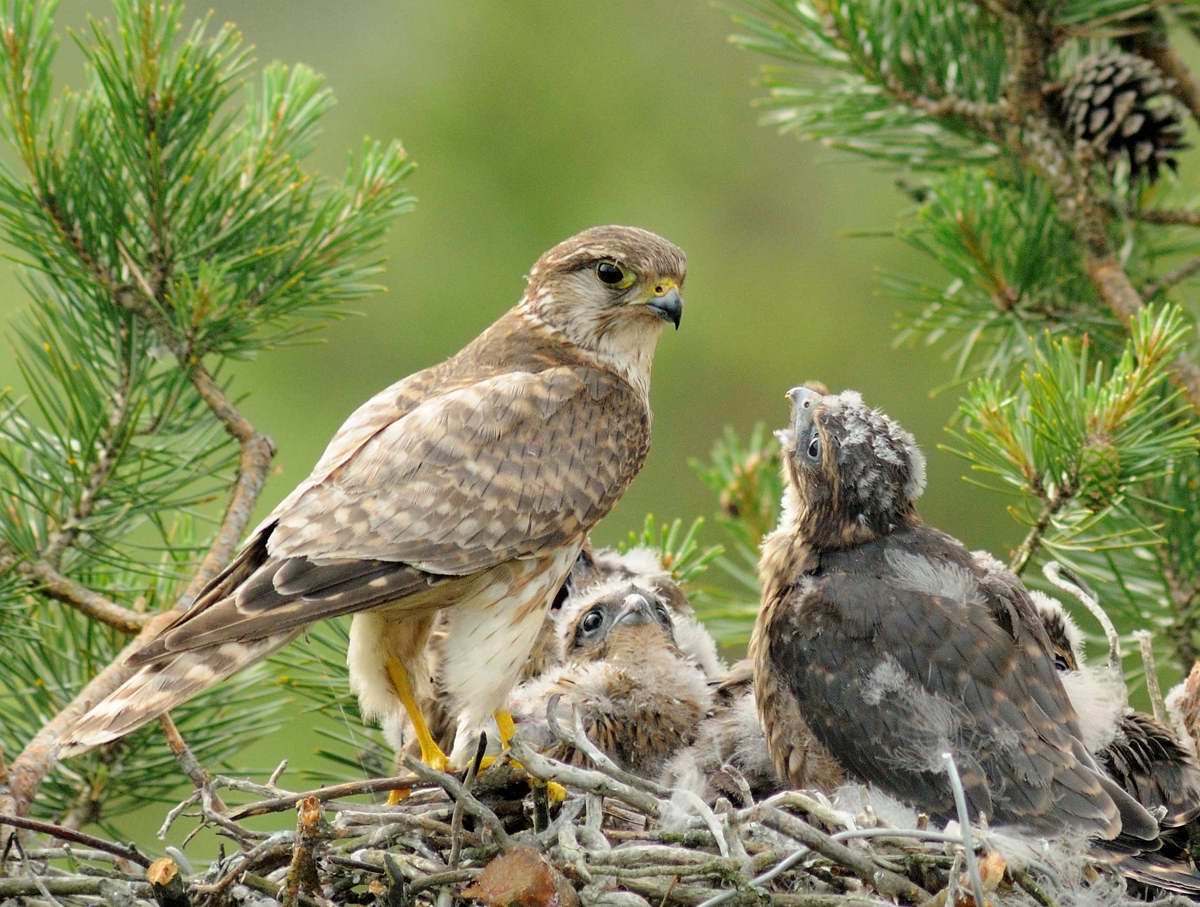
[752,386,1158,846]
[61,225,686,771]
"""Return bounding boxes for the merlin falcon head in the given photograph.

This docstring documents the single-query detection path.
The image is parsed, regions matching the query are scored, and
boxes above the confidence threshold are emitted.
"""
[522,226,685,351]
[778,386,927,548]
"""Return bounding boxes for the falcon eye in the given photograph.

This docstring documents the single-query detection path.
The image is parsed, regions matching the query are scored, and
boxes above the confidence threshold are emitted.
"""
[655,605,671,624]
[806,435,821,462]
[1053,654,1071,672]
[595,260,635,289]
[580,608,605,634]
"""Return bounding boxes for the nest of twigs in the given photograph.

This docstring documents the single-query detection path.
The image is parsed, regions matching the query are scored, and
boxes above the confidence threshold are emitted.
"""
[0,713,1191,907]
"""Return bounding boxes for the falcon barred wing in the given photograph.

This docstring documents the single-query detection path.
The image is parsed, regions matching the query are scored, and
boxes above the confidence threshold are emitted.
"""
[770,526,1131,838]
[271,365,649,574]
[132,365,648,661]
[130,553,451,664]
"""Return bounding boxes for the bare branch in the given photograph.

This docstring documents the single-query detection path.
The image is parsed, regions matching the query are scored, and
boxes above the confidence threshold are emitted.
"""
[228,771,425,820]
[1142,255,1200,299]
[401,755,514,850]
[509,738,666,818]
[1134,208,1200,227]
[1008,488,1067,576]
[282,796,323,907]
[0,813,152,868]
[1136,630,1168,723]
[158,713,227,815]
[753,806,931,903]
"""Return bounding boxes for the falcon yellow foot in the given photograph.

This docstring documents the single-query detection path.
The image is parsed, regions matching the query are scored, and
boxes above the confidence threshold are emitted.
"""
[494,709,517,749]
[489,709,566,800]
[386,658,451,806]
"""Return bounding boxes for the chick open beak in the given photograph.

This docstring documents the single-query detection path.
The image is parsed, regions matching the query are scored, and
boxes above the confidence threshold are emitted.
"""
[646,286,683,330]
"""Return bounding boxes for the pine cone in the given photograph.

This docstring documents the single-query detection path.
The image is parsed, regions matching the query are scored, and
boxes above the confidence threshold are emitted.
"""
[1060,51,1187,182]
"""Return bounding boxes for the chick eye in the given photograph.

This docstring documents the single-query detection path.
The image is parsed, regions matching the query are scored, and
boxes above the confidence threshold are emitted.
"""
[806,435,821,462]
[595,261,634,289]
[580,609,604,634]
[656,605,670,623]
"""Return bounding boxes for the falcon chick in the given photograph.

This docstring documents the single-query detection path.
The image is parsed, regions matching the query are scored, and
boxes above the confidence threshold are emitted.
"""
[663,658,842,806]
[397,543,721,764]
[752,386,1158,846]
[508,570,714,779]
[1032,591,1200,895]
[62,226,686,771]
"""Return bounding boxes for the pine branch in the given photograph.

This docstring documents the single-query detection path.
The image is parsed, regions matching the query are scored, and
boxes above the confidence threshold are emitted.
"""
[994,4,1200,412]
[1008,489,1067,576]
[35,170,280,597]
[1119,12,1200,129]
[0,0,414,826]
[948,306,1197,587]
[1142,255,1200,299]
[0,548,150,633]
[736,0,1200,411]
[0,608,179,819]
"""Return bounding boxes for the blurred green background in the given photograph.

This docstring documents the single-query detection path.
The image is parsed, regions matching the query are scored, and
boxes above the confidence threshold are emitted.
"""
[0,1,1023,840]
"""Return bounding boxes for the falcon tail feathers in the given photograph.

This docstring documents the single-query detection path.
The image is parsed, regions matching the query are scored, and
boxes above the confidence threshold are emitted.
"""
[58,631,296,758]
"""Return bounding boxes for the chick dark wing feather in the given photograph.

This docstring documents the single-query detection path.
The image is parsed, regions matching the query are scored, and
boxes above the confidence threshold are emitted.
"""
[769,526,1126,838]
[1103,711,1200,826]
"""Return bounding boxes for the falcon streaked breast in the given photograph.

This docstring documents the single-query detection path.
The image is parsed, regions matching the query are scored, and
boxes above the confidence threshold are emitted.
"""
[62,226,686,770]
[752,386,1159,847]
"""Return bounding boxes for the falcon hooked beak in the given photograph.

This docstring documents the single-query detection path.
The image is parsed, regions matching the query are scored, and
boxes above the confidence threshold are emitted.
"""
[614,592,676,641]
[643,278,683,329]
[775,385,821,446]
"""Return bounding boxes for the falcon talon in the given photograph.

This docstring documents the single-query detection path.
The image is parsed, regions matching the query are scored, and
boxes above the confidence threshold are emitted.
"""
[385,787,412,806]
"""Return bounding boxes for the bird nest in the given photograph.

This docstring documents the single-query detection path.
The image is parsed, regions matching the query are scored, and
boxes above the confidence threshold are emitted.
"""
[1,711,1190,907]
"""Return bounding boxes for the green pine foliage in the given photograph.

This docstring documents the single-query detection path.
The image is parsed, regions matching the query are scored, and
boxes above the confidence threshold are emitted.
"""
[0,0,413,825]
[688,423,783,644]
[730,0,1200,683]
[618,514,723,588]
